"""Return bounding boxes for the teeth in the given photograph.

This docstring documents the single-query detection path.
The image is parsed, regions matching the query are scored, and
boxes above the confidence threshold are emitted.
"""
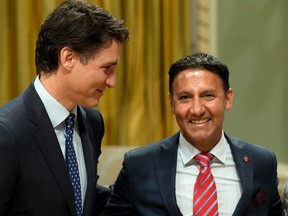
[191,119,209,124]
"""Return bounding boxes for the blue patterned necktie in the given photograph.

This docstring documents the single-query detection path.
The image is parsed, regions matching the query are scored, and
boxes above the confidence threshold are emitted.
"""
[65,113,82,216]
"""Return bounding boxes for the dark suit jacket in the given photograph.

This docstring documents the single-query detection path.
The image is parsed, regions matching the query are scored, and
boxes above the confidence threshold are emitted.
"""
[0,83,110,216]
[100,133,283,216]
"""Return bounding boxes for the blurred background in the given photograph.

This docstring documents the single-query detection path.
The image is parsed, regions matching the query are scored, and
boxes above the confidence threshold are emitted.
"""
[1,0,288,185]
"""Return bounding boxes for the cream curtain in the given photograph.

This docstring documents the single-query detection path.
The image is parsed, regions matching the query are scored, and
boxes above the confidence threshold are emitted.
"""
[0,0,192,146]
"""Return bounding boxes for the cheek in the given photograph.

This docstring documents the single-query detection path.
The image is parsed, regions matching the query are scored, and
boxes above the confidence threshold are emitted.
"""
[170,102,176,114]
[210,106,226,121]
[80,72,99,85]
[172,104,188,117]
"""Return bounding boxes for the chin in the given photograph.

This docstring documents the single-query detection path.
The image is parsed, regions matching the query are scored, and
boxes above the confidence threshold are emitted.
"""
[91,101,99,107]
[187,133,211,143]
[81,100,99,108]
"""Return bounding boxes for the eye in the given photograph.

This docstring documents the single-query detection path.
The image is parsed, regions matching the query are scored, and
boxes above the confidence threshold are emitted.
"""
[103,65,111,71]
[178,94,191,101]
[103,65,115,75]
[202,92,216,100]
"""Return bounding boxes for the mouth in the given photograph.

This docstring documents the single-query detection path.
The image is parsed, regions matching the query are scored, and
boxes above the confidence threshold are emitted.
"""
[189,118,210,125]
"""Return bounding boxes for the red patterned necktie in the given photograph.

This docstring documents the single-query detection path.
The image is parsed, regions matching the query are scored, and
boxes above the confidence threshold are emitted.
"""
[193,153,219,216]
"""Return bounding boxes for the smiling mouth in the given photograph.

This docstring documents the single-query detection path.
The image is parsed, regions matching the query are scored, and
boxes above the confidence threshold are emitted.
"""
[190,119,209,124]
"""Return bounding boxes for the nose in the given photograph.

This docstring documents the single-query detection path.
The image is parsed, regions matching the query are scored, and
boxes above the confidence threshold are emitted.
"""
[105,72,116,88]
[190,98,205,116]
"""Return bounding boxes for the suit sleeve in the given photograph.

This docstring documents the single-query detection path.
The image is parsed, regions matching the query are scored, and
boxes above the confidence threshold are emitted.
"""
[100,152,139,216]
[93,185,111,216]
[0,123,18,215]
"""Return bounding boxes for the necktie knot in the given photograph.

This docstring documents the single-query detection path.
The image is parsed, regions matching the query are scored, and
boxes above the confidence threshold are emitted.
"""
[194,152,214,168]
[65,113,75,131]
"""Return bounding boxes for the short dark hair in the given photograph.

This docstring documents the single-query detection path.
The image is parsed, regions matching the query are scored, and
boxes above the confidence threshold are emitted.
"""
[168,52,230,94]
[35,0,129,74]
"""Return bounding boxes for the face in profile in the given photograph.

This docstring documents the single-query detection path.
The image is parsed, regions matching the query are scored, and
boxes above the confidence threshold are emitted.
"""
[65,40,121,108]
[169,68,233,151]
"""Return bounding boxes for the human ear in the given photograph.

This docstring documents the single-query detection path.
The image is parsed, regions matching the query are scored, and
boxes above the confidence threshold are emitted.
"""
[59,47,75,71]
[225,88,234,110]
[169,93,176,113]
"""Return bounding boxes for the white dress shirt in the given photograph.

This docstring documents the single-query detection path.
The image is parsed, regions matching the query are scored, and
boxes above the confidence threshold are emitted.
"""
[34,76,87,206]
[176,131,242,216]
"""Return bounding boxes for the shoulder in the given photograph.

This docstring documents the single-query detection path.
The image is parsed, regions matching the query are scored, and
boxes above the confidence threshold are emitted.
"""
[79,107,104,143]
[0,94,28,135]
[0,95,27,152]
[125,133,179,159]
[225,133,277,161]
[0,82,44,127]
[80,107,103,121]
[0,95,25,119]
[80,107,104,128]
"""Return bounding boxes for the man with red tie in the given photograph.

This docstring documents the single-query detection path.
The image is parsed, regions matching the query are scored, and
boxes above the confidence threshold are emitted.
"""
[101,52,283,216]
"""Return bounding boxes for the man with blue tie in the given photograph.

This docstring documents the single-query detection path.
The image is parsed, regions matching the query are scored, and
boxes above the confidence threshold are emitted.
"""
[0,1,129,215]
[101,52,283,215]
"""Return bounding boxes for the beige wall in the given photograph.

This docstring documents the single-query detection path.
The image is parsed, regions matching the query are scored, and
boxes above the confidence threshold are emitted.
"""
[218,0,288,163]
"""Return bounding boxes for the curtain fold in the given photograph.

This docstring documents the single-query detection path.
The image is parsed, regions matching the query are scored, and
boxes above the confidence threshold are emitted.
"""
[0,0,192,146]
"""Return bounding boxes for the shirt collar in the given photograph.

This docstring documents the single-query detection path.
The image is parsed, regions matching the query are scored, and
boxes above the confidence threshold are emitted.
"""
[178,131,228,166]
[34,75,77,128]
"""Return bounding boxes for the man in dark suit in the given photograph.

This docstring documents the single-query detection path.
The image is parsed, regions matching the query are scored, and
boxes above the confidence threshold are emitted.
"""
[101,52,283,215]
[0,1,128,215]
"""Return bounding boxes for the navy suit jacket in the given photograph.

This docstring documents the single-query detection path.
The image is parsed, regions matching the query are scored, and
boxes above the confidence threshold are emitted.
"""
[101,133,283,216]
[0,83,110,216]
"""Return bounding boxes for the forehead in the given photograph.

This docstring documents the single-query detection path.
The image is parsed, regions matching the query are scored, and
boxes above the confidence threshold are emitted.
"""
[174,68,219,82]
[85,40,120,64]
[172,68,225,91]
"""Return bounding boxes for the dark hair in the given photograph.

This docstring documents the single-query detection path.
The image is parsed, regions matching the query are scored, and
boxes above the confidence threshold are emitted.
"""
[35,0,129,74]
[168,52,230,94]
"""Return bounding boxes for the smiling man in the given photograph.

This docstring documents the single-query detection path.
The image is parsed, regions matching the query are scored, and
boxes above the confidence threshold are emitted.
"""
[101,52,283,216]
[0,1,128,216]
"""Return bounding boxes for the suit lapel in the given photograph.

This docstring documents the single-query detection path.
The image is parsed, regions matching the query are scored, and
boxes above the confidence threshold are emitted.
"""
[225,134,254,216]
[77,107,95,216]
[25,84,76,215]
[154,133,183,216]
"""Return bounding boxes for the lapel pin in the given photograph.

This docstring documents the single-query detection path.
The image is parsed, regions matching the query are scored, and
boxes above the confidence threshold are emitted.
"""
[244,156,249,162]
